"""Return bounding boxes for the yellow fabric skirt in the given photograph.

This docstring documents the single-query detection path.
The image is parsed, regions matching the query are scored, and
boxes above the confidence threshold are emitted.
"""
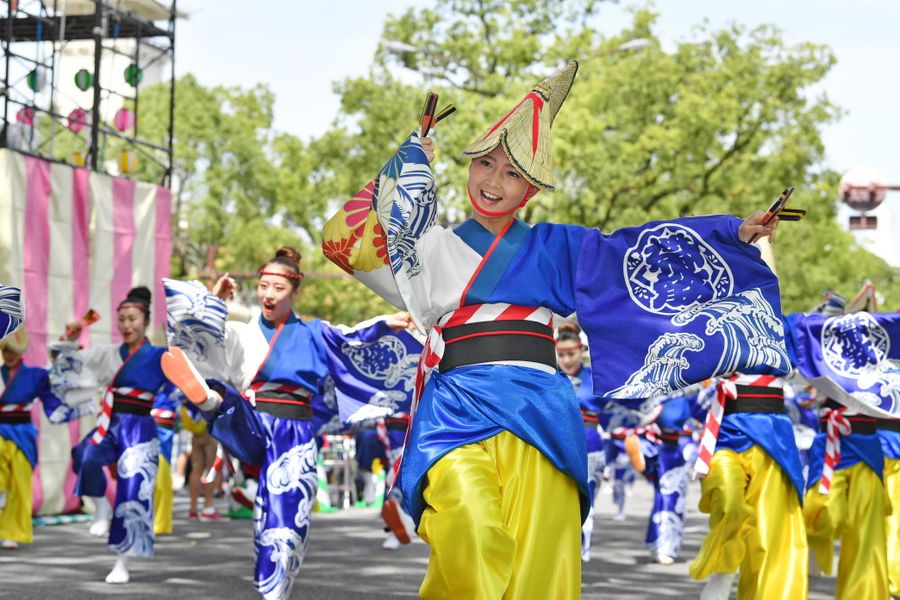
[804,461,891,600]
[689,446,807,600]
[154,454,174,535]
[0,437,33,543]
[418,431,581,599]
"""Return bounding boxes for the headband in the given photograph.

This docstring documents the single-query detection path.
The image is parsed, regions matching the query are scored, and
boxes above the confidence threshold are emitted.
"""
[118,302,149,312]
[258,270,304,281]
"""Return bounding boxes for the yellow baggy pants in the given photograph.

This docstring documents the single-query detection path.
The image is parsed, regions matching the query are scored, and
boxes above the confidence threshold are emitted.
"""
[805,461,891,600]
[154,454,173,535]
[418,431,581,599]
[690,446,808,600]
[0,437,33,543]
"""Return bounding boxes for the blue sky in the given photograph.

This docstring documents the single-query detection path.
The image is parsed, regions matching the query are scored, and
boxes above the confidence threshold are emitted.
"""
[176,0,899,180]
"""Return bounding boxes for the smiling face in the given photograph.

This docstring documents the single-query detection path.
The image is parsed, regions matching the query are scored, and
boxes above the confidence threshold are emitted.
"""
[257,265,299,323]
[467,145,533,220]
[117,306,148,346]
[555,338,584,376]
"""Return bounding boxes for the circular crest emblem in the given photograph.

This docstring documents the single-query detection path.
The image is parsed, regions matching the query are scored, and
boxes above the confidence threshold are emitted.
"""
[821,313,890,378]
[624,224,733,315]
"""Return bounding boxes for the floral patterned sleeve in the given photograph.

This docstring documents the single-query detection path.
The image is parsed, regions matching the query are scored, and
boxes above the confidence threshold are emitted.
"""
[322,132,437,316]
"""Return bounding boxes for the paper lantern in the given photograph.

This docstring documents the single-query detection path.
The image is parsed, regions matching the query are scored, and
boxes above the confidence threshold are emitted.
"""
[67,108,87,133]
[15,107,34,125]
[118,149,139,173]
[26,68,46,92]
[112,107,136,132]
[124,64,143,87]
[74,69,93,92]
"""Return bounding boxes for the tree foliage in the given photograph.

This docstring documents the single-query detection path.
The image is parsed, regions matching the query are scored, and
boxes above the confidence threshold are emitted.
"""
[311,2,899,312]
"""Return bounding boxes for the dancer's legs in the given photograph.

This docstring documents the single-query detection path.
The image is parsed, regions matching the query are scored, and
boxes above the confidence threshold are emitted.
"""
[419,431,581,600]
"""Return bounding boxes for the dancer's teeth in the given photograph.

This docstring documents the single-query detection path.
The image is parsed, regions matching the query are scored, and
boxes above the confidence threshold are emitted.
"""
[482,191,500,201]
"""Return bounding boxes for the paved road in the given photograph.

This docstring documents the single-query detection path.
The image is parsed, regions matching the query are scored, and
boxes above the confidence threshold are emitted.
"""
[1,480,837,599]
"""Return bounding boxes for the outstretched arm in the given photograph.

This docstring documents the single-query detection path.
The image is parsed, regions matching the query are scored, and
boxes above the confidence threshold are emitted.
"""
[38,369,95,424]
[321,132,438,324]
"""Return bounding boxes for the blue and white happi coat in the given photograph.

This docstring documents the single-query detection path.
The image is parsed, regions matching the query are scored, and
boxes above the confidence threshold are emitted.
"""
[165,283,396,600]
[62,341,169,557]
[323,132,792,526]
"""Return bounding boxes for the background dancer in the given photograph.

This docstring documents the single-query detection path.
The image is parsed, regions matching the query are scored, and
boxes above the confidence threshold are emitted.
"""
[788,294,894,599]
[161,251,409,600]
[183,404,224,522]
[638,388,704,565]
[555,321,605,562]
[604,406,643,522]
[804,400,889,597]
[377,413,417,551]
[689,372,808,600]
[63,286,173,584]
[0,328,92,550]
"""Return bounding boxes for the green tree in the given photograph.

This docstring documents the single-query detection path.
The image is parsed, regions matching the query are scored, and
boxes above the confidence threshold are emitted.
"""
[311,2,899,310]
[133,76,395,322]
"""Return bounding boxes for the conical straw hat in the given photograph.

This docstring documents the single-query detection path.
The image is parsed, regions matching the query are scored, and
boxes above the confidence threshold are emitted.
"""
[461,60,578,191]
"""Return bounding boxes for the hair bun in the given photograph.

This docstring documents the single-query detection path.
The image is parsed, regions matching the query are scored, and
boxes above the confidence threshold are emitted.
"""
[126,286,152,303]
[274,246,302,265]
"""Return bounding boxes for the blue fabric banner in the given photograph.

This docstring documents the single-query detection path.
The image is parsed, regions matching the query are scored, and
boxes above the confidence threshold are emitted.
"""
[575,215,790,399]
[786,311,900,417]
[321,329,421,424]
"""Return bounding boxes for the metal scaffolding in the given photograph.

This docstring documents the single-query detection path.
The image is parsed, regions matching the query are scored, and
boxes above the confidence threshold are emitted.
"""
[0,0,177,185]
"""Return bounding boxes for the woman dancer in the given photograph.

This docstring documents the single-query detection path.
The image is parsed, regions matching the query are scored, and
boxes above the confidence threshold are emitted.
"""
[555,322,604,562]
[162,248,408,600]
[65,286,173,584]
[321,60,783,598]
[0,328,91,549]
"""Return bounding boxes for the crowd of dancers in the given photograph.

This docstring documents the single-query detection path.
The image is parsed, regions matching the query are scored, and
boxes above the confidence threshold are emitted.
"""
[1,58,899,600]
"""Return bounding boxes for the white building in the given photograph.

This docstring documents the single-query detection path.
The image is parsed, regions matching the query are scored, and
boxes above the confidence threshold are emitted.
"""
[838,167,900,268]
[838,200,900,268]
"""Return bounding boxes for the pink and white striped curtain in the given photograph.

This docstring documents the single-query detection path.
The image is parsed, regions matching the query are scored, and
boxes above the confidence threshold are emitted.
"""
[0,148,172,515]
